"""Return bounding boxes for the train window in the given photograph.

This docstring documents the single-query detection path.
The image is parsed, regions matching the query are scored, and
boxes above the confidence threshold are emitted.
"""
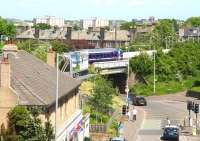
[104,53,108,58]
[100,53,103,58]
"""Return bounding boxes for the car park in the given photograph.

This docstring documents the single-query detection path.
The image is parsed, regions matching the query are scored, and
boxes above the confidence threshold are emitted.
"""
[162,125,179,141]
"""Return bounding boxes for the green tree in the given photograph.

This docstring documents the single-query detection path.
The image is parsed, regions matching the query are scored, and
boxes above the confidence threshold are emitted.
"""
[33,23,51,30]
[156,53,178,81]
[0,17,16,37]
[45,121,54,141]
[120,22,136,30]
[130,53,153,78]
[73,24,81,31]
[32,44,48,62]
[152,19,177,48]
[17,39,39,53]
[17,40,48,62]
[184,17,200,27]
[89,75,116,114]
[50,40,73,53]
[2,106,54,141]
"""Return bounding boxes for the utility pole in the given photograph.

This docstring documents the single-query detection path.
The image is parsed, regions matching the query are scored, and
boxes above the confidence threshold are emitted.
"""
[153,46,156,94]
[125,46,130,112]
[55,53,59,141]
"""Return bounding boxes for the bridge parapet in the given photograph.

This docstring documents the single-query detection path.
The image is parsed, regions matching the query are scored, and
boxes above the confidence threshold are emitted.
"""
[93,60,128,69]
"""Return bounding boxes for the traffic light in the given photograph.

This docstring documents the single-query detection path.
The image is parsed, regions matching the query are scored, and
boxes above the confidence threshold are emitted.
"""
[187,101,193,110]
[194,104,199,114]
[122,105,129,115]
[192,102,195,111]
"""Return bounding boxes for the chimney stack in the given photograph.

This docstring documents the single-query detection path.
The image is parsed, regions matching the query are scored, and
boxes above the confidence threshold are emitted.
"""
[66,27,72,40]
[3,43,18,59]
[47,48,56,67]
[1,56,10,88]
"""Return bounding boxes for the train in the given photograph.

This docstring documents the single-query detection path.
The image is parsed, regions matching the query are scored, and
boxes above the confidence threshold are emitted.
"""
[86,48,123,63]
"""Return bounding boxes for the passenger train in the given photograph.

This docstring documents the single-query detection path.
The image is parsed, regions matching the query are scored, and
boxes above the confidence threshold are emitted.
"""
[86,48,123,63]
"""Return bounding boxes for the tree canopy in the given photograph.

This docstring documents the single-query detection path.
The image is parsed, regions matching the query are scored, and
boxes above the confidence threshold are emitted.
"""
[17,40,73,62]
[120,22,136,30]
[89,75,116,114]
[184,17,200,27]
[152,19,177,48]
[33,23,51,30]
[130,40,200,83]
[0,106,54,141]
[0,17,16,37]
[50,40,73,53]
[130,53,153,78]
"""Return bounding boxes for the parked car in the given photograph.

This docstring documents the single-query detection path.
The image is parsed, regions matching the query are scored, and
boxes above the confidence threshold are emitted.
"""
[133,96,147,106]
[162,125,179,141]
[110,137,126,141]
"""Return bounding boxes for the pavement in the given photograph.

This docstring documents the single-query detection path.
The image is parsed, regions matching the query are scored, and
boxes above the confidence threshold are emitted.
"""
[123,106,145,141]
[122,93,200,141]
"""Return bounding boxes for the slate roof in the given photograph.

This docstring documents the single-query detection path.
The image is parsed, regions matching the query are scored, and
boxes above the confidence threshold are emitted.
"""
[16,28,130,41]
[5,50,81,106]
[180,27,200,37]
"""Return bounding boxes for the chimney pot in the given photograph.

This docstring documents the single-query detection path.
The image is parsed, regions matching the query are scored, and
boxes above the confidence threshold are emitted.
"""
[1,58,10,88]
[47,49,56,67]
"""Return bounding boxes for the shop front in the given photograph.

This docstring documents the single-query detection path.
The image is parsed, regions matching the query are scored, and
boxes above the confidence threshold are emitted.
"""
[57,110,84,141]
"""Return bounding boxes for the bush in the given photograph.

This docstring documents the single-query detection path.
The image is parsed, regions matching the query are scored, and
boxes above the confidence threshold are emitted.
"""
[84,137,91,141]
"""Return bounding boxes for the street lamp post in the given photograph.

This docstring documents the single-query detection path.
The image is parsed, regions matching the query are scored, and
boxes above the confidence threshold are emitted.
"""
[55,53,71,140]
[153,46,156,94]
[125,47,129,111]
[150,34,156,94]
[55,53,59,141]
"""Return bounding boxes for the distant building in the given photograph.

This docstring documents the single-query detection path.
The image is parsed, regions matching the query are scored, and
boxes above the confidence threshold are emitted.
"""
[81,18,109,29]
[132,16,157,26]
[33,16,65,27]
[179,27,200,40]
[16,28,131,49]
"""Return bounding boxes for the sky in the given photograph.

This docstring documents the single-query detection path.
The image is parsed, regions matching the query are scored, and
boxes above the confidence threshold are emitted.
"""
[0,0,199,21]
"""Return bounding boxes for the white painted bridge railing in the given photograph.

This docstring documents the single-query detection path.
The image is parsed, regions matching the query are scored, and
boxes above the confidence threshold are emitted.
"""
[93,60,128,69]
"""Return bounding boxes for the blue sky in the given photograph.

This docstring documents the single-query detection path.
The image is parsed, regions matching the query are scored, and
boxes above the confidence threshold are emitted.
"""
[0,0,199,20]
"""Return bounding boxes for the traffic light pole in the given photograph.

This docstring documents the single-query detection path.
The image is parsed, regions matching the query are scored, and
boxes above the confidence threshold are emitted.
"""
[189,109,191,127]
[196,113,198,135]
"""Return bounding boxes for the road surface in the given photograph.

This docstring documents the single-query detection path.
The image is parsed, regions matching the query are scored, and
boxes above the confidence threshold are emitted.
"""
[136,99,189,141]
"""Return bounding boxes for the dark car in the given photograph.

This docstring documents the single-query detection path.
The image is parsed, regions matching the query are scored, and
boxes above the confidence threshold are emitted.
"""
[133,96,147,106]
[162,126,179,141]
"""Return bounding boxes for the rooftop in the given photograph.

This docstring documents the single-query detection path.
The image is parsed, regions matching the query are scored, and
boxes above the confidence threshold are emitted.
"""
[1,50,81,106]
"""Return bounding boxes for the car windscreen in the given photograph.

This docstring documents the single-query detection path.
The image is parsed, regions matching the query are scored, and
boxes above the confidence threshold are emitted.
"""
[164,128,178,133]
[138,98,145,102]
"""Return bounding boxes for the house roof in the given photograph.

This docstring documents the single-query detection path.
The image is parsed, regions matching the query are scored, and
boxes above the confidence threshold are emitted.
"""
[5,50,81,106]
[180,27,200,37]
[16,28,130,41]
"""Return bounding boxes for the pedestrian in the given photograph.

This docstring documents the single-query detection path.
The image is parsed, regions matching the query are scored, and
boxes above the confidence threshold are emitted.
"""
[167,117,171,126]
[133,107,137,121]
[118,121,124,137]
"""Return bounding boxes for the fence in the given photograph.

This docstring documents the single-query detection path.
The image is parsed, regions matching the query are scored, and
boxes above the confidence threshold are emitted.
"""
[90,124,107,133]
